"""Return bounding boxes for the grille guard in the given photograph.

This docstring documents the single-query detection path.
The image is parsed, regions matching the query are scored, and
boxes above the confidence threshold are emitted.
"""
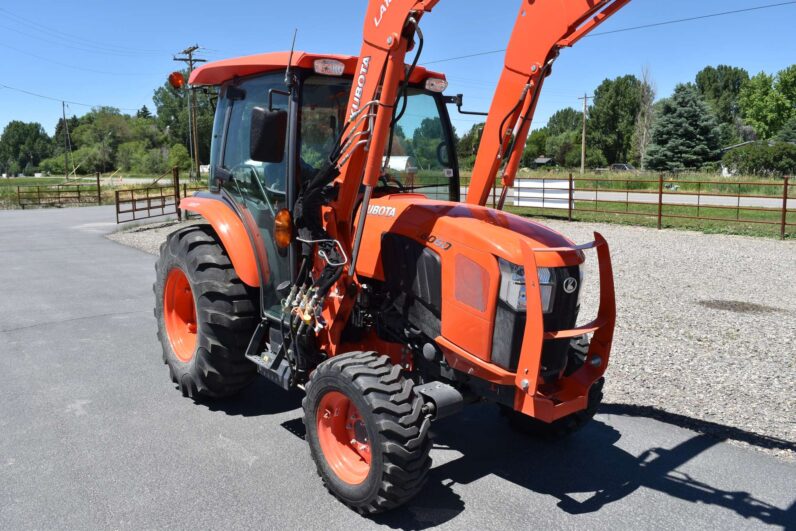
[513,232,616,422]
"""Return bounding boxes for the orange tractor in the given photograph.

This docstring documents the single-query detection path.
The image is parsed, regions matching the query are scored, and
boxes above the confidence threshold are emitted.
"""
[156,0,627,513]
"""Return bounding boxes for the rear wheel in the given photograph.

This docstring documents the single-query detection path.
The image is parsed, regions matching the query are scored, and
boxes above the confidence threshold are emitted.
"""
[303,352,431,514]
[502,377,604,439]
[154,225,258,398]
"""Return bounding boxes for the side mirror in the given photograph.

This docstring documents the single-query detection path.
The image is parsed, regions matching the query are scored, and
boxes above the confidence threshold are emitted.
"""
[250,106,287,163]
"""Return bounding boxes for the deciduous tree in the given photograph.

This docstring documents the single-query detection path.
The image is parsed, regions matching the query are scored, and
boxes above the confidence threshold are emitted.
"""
[695,65,749,125]
[0,121,52,175]
[739,71,793,139]
[587,75,642,164]
[545,108,581,136]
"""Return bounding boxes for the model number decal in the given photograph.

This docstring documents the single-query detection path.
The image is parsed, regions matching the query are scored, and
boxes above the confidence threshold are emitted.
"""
[368,205,396,217]
[420,234,452,251]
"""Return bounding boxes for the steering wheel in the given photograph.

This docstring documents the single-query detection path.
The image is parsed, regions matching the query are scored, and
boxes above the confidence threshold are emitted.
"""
[379,173,406,192]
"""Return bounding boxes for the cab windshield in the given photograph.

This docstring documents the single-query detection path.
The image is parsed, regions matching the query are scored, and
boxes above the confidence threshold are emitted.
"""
[300,76,458,201]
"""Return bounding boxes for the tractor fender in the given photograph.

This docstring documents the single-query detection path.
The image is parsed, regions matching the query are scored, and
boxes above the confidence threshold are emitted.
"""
[179,196,261,288]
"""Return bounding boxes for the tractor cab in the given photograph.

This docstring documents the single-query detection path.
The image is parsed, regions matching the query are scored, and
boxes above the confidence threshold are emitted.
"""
[191,52,460,316]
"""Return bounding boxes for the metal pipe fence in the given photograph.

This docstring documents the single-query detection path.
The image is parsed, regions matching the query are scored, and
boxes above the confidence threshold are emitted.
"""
[15,173,102,209]
[114,168,205,223]
[510,173,794,239]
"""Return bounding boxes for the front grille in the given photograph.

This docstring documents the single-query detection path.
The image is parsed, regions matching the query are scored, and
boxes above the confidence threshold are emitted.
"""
[492,265,581,374]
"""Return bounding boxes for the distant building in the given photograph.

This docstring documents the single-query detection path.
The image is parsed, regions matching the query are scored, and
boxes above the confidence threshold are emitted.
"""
[533,156,556,168]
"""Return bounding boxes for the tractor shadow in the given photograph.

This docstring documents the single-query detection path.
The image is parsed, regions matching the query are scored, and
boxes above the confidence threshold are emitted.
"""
[369,403,796,530]
[192,378,304,417]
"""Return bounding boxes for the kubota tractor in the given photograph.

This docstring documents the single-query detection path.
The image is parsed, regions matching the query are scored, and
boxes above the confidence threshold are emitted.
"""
[155,0,626,514]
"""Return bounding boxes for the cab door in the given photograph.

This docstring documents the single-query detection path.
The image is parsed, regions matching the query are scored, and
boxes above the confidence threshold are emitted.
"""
[210,73,292,318]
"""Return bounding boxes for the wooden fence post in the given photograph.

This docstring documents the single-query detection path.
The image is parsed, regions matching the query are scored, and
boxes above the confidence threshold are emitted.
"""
[568,172,573,222]
[782,176,790,240]
[172,167,182,221]
[657,174,663,230]
[95,172,101,205]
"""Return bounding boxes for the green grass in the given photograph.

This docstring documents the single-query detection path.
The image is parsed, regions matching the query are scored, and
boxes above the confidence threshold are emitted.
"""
[507,201,795,239]
[0,173,204,209]
[460,169,788,198]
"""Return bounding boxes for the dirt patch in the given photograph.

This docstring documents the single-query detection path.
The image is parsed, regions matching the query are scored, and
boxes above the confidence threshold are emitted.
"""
[698,299,782,314]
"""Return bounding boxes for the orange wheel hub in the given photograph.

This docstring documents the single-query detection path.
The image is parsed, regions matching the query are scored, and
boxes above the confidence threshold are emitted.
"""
[316,390,371,485]
[163,268,198,363]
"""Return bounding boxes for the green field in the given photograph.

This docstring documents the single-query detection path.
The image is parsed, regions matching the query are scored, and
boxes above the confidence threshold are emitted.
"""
[0,174,184,208]
[508,201,795,239]
[462,169,789,197]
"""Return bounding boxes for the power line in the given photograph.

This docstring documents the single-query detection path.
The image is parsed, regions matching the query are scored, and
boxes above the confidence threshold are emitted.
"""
[423,1,796,65]
[0,42,162,77]
[591,1,796,36]
[0,82,141,112]
[0,6,169,55]
[0,23,160,58]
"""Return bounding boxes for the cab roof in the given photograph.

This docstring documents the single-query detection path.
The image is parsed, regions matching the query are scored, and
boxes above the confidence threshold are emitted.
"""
[188,51,445,86]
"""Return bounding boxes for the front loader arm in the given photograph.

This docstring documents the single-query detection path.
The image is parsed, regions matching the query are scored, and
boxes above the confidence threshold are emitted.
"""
[331,0,631,227]
[308,0,439,352]
[465,0,630,206]
[330,0,440,254]
[319,0,630,350]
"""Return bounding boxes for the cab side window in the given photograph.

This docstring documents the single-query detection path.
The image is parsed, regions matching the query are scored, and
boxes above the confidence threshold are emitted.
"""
[222,74,289,204]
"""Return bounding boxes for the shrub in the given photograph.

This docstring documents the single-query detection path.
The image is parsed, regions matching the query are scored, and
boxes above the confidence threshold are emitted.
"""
[722,141,796,177]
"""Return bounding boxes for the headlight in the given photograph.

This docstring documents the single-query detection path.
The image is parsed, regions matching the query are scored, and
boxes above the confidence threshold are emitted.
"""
[537,266,555,314]
[497,258,555,314]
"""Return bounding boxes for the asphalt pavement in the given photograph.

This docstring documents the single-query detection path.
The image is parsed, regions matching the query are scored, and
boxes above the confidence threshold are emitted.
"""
[0,206,794,530]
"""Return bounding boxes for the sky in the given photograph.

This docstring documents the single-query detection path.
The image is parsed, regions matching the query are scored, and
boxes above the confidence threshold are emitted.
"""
[1,0,795,137]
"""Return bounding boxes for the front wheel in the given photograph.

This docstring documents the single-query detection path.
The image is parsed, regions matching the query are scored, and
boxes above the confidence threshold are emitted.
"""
[154,225,258,398]
[303,352,431,514]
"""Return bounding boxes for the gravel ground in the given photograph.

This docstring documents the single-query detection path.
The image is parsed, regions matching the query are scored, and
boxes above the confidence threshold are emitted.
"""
[106,220,199,254]
[109,219,796,459]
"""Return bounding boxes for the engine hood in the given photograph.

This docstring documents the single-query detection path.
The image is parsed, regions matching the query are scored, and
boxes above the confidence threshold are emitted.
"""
[353,194,583,280]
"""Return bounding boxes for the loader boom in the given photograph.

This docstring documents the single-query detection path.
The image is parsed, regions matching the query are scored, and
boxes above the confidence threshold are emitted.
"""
[466,0,631,206]
[326,0,629,332]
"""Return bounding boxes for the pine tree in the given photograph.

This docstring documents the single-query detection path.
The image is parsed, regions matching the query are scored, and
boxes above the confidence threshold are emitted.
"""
[645,84,721,172]
[136,105,152,119]
[776,116,796,142]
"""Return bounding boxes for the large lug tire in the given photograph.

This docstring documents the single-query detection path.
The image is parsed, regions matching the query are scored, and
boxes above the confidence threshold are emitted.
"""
[303,352,432,514]
[502,377,604,439]
[154,225,258,398]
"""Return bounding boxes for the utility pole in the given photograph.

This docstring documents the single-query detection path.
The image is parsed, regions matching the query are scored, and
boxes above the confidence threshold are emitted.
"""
[578,93,592,175]
[173,45,206,179]
[61,102,69,180]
